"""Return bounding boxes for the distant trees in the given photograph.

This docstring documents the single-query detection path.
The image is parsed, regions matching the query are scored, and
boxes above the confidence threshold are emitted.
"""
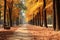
[15,0,26,24]
[3,0,60,30]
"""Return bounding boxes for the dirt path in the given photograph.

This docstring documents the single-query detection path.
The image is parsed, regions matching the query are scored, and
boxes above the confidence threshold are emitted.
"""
[0,24,60,40]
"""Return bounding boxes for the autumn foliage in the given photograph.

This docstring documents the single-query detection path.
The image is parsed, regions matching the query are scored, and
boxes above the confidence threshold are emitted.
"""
[0,0,53,22]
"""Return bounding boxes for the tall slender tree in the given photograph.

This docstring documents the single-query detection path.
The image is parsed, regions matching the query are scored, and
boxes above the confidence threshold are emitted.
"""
[0,5,2,24]
[55,0,60,30]
[0,11,1,24]
[4,0,11,29]
[39,7,42,26]
[53,0,60,30]
[8,0,13,27]
[53,0,56,30]
[41,9,43,27]
[43,0,47,27]
[4,0,6,27]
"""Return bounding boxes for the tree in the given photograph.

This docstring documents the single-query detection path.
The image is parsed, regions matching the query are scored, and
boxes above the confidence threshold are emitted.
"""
[55,0,60,30]
[43,0,47,27]
[53,0,60,30]
[15,0,27,24]
[0,11,1,24]
[39,7,42,26]
[4,0,6,26]
[4,0,14,29]
[4,0,10,29]
[8,0,13,27]
[53,0,56,30]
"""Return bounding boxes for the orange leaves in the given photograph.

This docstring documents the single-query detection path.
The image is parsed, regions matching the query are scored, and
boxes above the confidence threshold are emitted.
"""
[6,0,20,21]
[12,7,20,20]
[25,0,43,22]
[25,0,53,22]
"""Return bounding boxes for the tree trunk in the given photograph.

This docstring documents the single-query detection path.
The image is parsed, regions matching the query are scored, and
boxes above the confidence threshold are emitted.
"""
[55,0,60,30]
[53,0,56,30]
[4,0,10,29]
[4,0,6,26]
[9,8,12,27]
[39,7,42,26]
[0,11,1,24]
[37,8,41,26]
[41,9,43,27]
[9,0,13,27]
[43,0,47,27]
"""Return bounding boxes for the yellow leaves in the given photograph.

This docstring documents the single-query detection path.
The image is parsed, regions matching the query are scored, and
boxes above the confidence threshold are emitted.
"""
[26,2,43,15]
[25,0,44,22]
[25,0,38,10]
[46,2,53,15]
[45,0,53,15]
[0,0,53,22]
[0,0,4,11]
[0,1,4,6]
[43,2,53,15]
[25,0,53,22]
[13,0,20,4]
[25,9,39,22]
[25,2,43,22]
[45,2,53,10]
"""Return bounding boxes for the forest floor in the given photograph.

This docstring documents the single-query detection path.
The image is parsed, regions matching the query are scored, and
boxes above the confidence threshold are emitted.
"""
[0,24,60,40]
